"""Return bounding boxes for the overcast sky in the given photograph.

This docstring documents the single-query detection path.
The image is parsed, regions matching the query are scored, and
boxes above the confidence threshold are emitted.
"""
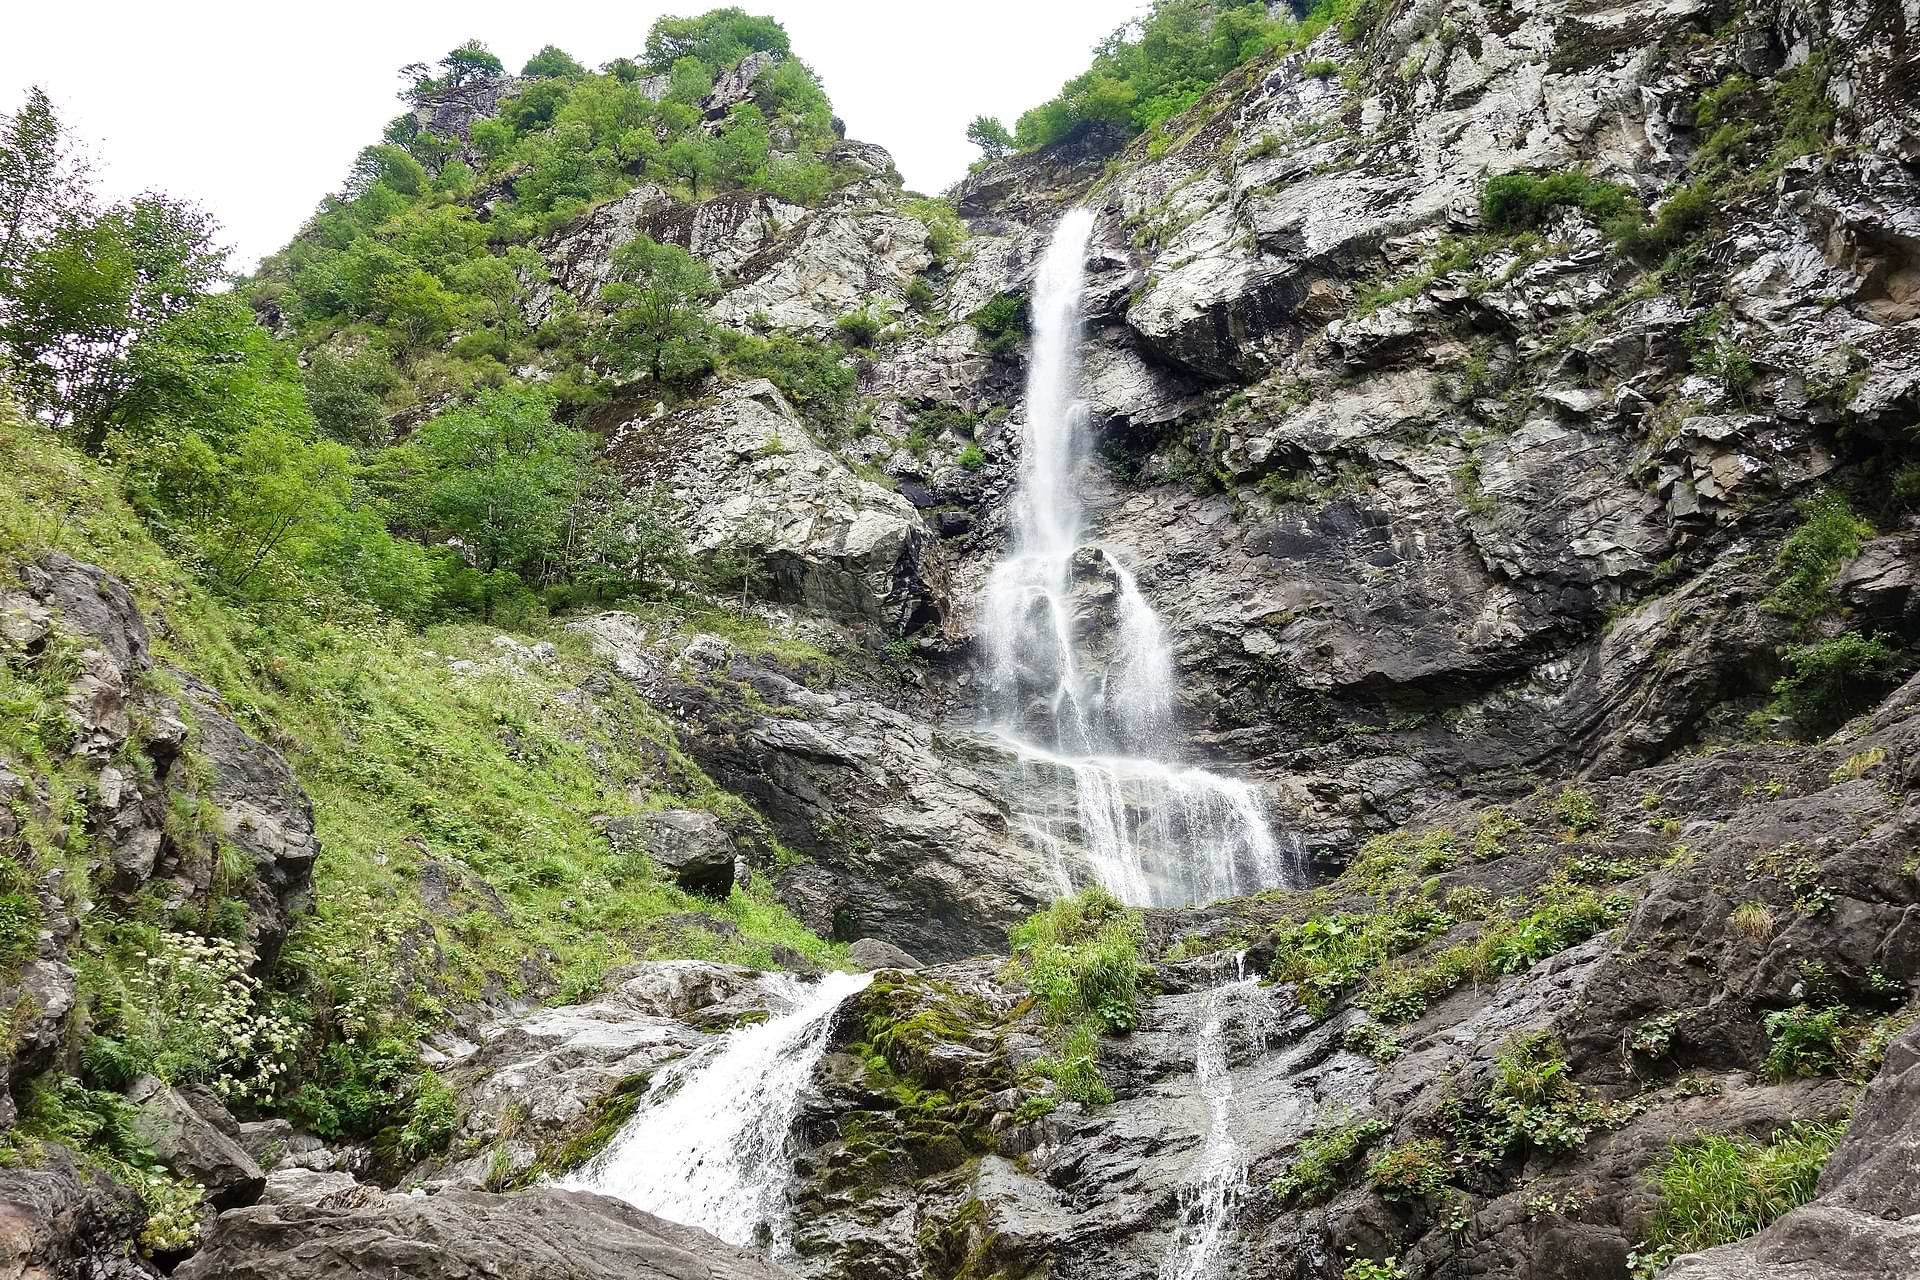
[3,0,1137,272]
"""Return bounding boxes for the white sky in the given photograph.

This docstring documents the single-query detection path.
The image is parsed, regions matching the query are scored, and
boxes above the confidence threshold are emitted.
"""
[4,0,1138,272]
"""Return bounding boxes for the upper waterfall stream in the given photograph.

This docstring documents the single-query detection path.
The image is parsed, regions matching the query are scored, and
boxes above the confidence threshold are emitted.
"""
[980,209,1298,906]
[565,970,873,1255]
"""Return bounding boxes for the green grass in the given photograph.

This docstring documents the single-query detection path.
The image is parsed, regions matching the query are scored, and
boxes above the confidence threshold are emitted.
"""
[0,408,843,1146]
[1632,1122,1845,1276]
[1007,887,1145,1104]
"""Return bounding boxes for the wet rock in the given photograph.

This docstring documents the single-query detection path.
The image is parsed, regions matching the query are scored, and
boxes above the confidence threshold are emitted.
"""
[175,1187,800,1280]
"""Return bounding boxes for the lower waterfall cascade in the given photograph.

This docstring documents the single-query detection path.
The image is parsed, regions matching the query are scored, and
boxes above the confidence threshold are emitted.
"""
[977,208,1302,907]
[564,970,874,1254]
[1162,957,1270,1280]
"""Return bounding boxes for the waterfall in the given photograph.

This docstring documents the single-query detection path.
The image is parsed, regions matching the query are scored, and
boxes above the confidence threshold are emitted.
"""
[1162,958,1266,1280]
[566,970,873,1255]
[979,208,1300,906]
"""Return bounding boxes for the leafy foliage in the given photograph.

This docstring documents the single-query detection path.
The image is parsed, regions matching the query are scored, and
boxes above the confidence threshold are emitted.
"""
[1007,0,1355,150]
[1632,1123,1845,1277]
[1007,888,1145,1103]
[1270,1115,1389,1206]
[1772,633,1907,737]
[1770,492,1873,623]
[1479,170,1636,233]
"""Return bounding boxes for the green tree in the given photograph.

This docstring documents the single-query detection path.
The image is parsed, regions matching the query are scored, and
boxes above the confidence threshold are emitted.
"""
[566,474,690,598]
[644,8,790,72]
[966,115,1015,159]
[404,385,593,610]
[439,40,504,87]
[666,57,714,106]
[716,104,772,184]
[3,194,224,440]
[521,45,586,79]
[304,350,394,446]
[0,87,91,295]
[595,236,718,385]
[663,133,719,197]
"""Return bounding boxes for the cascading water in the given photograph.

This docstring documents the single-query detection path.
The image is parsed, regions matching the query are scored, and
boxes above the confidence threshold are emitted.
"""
[980,208,1299,906]
[566,970,873,1255]
[1162,956,1269,1280]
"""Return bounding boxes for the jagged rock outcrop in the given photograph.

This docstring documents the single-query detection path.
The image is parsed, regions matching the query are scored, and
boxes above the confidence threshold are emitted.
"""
[0,1146,154,1280]
[175,1188,800,1280]
[0,555,317,1125]
[565,613,1050,961]
[600,381,945,632]
[128,1077,267,1209]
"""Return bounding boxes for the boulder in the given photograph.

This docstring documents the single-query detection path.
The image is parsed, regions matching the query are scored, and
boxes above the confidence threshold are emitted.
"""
[607,810,737,896]
[174,1187,799,1280]
[128,1076,266,1209]
[259,1168,364,1207]
[848,938,923,971]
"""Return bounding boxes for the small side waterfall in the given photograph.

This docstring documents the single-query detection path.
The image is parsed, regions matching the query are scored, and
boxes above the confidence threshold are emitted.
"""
[567,970,873,1255]
[979,208,1301,905]
[1163,958,1268,1280]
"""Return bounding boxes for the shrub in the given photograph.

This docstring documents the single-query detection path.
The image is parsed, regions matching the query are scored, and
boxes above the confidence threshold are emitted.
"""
[1008,887,1145,1034]
[969,294,1026,356]
[1615,180,1715,256]
[905,276,937,312]
[396,1068,458,1160]
[718,329,855,436]
[1632,1122,1845,1276]
[1763,1004,1848,1078]
[1008,887,1145,1105]
[833,306,884,348]
[957,443,986,470]
[1555,786,1600,833]
[1772,633,1906,736]
[1480,170,1635,233]
[1770,493,1873,622]
[1271,1115,1389,1205]
[1368,1137,1450,1200]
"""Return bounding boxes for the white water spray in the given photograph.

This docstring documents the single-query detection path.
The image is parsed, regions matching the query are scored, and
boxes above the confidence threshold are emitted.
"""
[567,970,873,1255]
[1163,956,1268,1280]
[979,209,1299,906]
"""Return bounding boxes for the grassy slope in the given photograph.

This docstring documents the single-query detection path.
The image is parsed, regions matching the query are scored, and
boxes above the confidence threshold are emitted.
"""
[0,406,842,1095]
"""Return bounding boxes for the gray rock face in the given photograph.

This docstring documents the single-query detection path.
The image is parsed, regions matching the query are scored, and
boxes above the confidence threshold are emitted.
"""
[601,381,943,632]
[567,616,1051,961]
[129,1077,267,1209]
[175,1188,799,1280]
[0,1146,152,1280]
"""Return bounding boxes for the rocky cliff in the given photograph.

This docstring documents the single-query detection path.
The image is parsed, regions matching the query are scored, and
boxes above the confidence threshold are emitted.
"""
[4,0,1919,1276]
